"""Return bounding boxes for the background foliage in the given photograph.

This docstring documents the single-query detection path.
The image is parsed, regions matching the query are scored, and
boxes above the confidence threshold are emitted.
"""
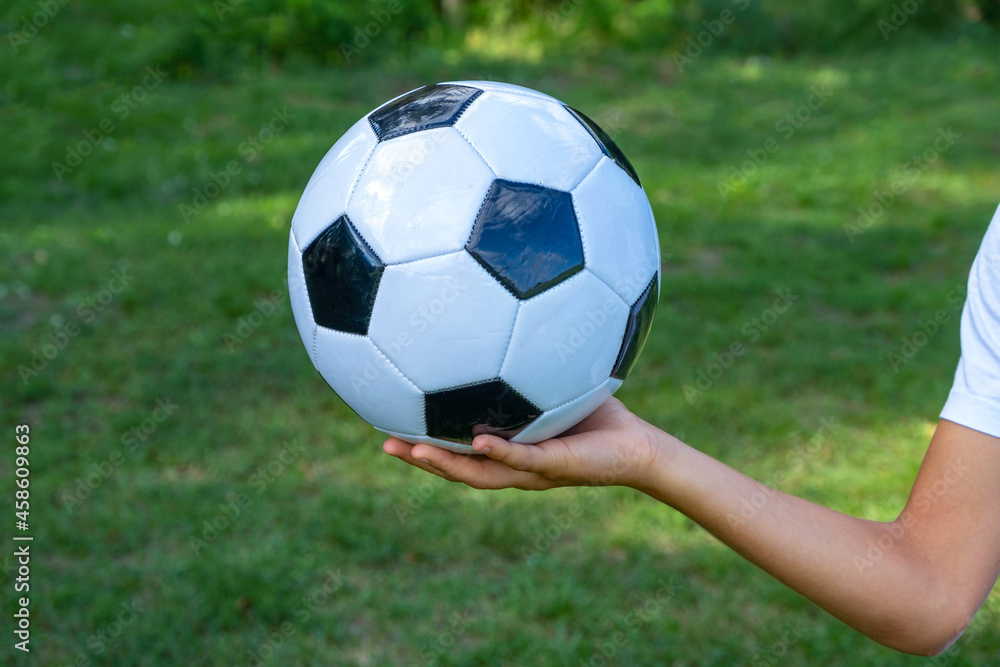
[2,0,999,84]
[1,0,999,665]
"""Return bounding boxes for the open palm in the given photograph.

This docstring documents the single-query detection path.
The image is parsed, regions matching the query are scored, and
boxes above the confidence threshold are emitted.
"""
[382,397,662,490]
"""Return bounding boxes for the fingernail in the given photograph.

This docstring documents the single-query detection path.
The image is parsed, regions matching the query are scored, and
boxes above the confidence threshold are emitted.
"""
[479,446,491,454]
[418,458,430,464]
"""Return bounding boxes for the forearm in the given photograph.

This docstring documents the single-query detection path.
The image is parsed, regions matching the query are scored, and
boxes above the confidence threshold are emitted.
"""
[388,405,998,654]
[636,429,963,655]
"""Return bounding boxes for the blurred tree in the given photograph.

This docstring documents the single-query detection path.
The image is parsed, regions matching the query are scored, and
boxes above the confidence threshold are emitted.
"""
[976,0,1000,23]
[7,0,993,81]
[442,0,467,26]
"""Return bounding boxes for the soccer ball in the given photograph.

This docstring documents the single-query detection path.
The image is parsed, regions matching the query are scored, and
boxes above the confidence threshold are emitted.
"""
[287,81,660,453]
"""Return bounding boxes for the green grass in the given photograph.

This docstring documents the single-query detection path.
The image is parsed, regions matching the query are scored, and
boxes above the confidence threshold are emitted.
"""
[3,39,1000,665]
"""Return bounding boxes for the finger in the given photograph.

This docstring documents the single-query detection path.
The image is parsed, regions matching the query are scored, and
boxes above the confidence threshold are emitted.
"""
[382,438,458,481]
[471,434,553,474]
[411,442,551,490]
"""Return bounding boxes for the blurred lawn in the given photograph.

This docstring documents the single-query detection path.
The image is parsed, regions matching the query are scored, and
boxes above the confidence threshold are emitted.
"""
[2,35,1000,666]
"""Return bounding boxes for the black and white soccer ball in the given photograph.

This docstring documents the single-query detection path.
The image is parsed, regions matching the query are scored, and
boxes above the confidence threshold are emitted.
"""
[288,81,660,453]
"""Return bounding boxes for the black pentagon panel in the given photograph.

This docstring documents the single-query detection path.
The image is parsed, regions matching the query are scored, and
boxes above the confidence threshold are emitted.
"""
[564,106,641,187]
[466,180,584,300]
[611,277,658,380]
[302,215,384,336]
[368,84,483,142]
[425,379,541,444]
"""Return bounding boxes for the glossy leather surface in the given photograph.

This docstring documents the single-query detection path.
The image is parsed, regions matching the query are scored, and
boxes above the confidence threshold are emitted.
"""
[612,276,658,380]
[573,157,660,306]
[367,251,518,391]
[443,80,556,103]
[347,128,493,265]
[291,118,377,251]
[287,232,317,363]
[455,91,603,192]
[368,84,482,142]
[645,197,662,294]
[510,377,623,444]
[501,270,627,410]
[302,215,384,335]
[424,379,540,444]
[313,326,426,434]
[288,80,662,448]
[383,376,624,450]
[564,106,641,187]
[466,179,584,299]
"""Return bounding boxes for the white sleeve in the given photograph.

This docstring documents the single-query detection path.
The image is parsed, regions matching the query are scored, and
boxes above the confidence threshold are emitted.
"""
[940,203,1000,438]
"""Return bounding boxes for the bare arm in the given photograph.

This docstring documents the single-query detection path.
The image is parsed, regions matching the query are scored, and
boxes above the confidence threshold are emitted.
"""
[383,401,1000,655]
[635,418,1000,655]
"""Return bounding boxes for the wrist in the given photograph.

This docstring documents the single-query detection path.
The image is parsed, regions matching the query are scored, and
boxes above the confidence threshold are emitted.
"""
[621,421,682,493]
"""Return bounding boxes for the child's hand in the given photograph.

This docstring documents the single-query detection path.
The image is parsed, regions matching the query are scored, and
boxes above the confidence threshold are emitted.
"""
[382,397,666,490]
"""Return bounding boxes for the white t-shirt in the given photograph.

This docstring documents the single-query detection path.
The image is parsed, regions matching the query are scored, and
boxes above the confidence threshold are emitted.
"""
[941,204,1000,438]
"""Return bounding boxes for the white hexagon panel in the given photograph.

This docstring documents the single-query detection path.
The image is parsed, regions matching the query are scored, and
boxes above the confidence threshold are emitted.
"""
[313,327,426,436]
[287,81,661,453]
[500,270,628,411]
[368,252,518,392]
[291,117,377,251]
[455,90,604,192]
[573,157,660,306]
[347,127,494,265]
